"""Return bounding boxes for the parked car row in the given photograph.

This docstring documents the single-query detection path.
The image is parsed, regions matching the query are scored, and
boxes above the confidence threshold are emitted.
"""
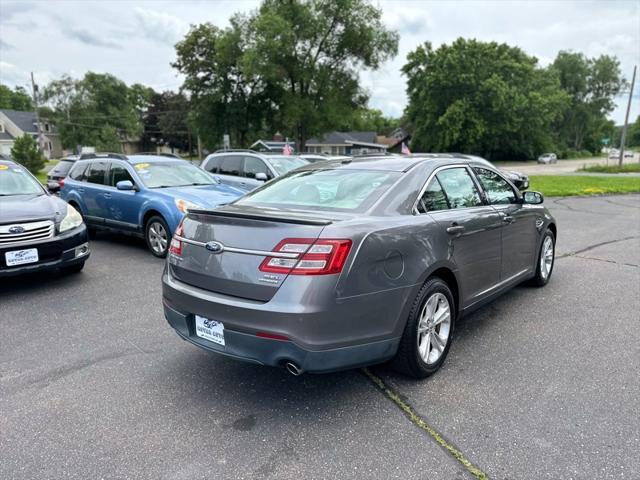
[2,151,556,381]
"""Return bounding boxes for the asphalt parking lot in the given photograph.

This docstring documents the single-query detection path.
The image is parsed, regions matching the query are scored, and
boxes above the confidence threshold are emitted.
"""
[1,194,639,480]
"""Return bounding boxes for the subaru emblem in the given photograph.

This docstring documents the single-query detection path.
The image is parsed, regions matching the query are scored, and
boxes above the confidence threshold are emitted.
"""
[8,225,25,234]
[205,241,224,254]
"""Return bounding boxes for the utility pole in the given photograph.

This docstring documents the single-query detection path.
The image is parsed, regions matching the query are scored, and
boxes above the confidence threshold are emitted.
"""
[30,72,45,154]
[618,65,636,167]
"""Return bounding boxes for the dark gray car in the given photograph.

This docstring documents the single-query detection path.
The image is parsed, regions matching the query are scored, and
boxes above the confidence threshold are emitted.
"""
[162,155,556,378]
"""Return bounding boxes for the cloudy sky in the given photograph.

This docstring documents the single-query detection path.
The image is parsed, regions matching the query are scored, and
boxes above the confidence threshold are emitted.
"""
[1,0,638,123]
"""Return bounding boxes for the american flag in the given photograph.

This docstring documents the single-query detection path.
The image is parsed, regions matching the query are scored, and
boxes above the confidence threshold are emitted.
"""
[401,142,411,155]
[282,143,293,155]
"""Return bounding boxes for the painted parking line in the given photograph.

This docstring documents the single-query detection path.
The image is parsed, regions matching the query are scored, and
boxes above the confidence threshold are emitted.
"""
[362,368,488,480]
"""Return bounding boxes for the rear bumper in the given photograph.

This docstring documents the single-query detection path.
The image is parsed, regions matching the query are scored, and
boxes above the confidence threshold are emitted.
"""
[162,269,403,373]
[0,226,89,277]
[163,298,398,373]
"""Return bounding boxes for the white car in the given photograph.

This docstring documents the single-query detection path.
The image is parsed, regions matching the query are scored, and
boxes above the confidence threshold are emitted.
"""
[537,153,558,164]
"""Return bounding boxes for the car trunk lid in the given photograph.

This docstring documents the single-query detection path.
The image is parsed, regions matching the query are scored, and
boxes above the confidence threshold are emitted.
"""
[168,205,334,302]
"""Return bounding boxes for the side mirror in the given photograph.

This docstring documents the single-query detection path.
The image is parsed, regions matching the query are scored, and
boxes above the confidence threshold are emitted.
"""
[523,191,544,205]
[255,172,268,182]
[116,180,135,191]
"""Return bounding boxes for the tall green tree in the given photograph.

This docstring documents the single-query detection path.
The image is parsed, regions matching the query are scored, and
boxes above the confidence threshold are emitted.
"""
[174,19,273,149]
[0,84,32,110]
[10,134,46,173]
[243,0,398,150]
[551,52,625,153]
[403,39,568,160]
[42,73,142,151]
[141,90,193,152]
[340,107,400,134]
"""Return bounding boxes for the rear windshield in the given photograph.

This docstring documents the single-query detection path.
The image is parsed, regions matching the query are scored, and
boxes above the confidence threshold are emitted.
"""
[0,163,44,196]
[235,168,401,212]
[50,159,75,175]
[265,156,309,175]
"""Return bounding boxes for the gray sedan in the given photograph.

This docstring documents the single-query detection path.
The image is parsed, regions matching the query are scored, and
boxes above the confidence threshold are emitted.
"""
[162,155,556,378]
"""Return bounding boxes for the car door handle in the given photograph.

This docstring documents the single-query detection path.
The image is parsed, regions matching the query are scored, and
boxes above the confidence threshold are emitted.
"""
[103,193,112,199]
[78,188,85,193]
[446,224,465,235]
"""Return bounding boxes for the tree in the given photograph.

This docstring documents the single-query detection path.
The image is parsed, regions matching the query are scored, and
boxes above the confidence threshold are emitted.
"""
[0,84,32,110]
[42,73,142,151]
[403,39,568,160]
[141,90,193,152]
[627,116,640,147]
[340,107,400,134]
[174,19,274,149]
[11,134,46,173]
[551,52,624,153]
[243,0,399,150]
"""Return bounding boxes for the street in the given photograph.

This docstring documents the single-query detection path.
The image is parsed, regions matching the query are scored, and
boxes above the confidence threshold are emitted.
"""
[1,194,639,479]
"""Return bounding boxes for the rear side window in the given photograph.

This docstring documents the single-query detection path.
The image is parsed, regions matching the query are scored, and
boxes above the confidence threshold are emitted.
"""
[108,163,134,186]
[85,161,108,185]
[204,156,222,173]
[69,162,88,181]
[473,168,517,205]
[243,156,272,179]
[219,156,242,176]
[435,168,483,209]
[417,178,449,213]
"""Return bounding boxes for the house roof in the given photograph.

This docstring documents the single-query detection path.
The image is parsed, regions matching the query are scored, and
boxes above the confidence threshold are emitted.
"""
[250,140,295,152]
[0,109,58,134]
[306,131,387,148]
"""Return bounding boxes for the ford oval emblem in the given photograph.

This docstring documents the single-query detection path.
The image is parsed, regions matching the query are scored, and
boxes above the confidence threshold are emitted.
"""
[205,241,224,254]
[9,225,25,234]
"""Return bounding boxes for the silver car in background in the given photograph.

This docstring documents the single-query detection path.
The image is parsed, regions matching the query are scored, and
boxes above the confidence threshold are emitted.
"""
[200,149,309,191]
[163,155,556,378]
[537,153,558,164]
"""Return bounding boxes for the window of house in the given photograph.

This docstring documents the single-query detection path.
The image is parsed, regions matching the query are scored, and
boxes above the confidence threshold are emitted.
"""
[44,123,50,132]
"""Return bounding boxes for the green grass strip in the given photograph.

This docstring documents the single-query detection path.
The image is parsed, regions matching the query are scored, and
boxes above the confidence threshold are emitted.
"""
[529,175,640,197]
[362,368,489,480]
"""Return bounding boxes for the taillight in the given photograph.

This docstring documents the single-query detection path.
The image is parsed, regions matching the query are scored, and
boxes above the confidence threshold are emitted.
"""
[169,221,184,256]
[259,238,352,275]
[58,178,65,188]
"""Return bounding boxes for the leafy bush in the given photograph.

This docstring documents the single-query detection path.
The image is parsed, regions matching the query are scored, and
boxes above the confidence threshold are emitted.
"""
[10,134,46,174]
[562,149,592,159]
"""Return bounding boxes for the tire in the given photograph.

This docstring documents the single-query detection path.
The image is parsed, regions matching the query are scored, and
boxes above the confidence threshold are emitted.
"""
[529,228,555,287]
[61,261,85,275]
[145,215,170,258]
[392,277,456,379]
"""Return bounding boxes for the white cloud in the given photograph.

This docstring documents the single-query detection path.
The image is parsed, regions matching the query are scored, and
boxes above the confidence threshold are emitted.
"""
[134,7,190,45]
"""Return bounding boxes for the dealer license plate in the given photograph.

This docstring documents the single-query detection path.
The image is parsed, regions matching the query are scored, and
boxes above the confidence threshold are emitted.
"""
[195,315,225,346]
[5,248,39,267]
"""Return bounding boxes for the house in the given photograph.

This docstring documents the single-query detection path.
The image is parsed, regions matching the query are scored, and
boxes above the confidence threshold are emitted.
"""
[376,127,411,153]
[305,131,388,155]
[250,139,295,153]
[0,109,62,158]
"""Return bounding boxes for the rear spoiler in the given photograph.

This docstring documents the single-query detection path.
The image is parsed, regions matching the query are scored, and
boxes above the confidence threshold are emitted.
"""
[188,209,333,226]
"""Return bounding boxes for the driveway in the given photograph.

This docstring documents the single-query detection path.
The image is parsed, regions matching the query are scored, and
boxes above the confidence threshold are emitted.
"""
[1,194,638,479]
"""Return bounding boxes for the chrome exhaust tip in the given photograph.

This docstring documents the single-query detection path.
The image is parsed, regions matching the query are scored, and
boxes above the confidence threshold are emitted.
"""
[284,362,304,376]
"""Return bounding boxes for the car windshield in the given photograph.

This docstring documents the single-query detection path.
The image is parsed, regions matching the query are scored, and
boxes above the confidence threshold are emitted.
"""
[265,156,309,175]
[133,161,218,188]
[236,168,401,212]
[0,163,44,196]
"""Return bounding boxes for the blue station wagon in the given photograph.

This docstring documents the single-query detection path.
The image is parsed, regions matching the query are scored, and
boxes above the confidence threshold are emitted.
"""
[60,154,244,257]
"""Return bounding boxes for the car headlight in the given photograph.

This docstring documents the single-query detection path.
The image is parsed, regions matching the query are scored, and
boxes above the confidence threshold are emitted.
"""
[175,198,203,214]
[59,204,84,233]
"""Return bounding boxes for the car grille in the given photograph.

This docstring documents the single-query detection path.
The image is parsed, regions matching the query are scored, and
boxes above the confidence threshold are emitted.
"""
[0,220,55,247]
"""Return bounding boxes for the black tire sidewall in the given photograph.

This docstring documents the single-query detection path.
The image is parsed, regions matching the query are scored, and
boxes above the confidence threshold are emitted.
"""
[145,216,169,258]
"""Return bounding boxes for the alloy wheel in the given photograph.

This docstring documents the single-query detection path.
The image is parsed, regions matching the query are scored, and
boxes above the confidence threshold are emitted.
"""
[540,235,554,280]
[417,292,452,365]
[148,221,168,255]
